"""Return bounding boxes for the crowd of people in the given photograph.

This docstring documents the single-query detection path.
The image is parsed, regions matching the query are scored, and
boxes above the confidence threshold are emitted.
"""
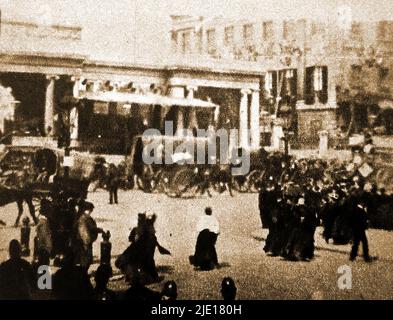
[0,238,237,301]
[34,190,102,271]
[1,143,391,300]
[259,156,385,262]
[0,193,232,301]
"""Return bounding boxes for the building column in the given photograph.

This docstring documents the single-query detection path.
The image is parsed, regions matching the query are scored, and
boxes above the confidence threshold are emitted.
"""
[187,86,199,131]
[250,89,260,149]
[239,89,250,149]
[171,31,179,54]
[186,85,197,99]
[68,76,82,145]
[168,85,185,136]
[44,75,59,136]
[70,106,79,144]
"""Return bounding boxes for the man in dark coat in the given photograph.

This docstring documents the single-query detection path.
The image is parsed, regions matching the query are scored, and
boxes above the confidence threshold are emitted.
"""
[349,197,372,262]
[0,240,35,300]
[107,164,120,204]
[258,179,278,229]
[52,250,94,300]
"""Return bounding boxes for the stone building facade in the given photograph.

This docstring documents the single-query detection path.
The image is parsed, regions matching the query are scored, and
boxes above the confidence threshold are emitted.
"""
[1,15,393,153]
[170,16,393,147]
[0,17,262,153]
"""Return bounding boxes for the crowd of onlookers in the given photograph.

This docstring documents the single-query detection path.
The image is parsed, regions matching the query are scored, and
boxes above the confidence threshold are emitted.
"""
[0,239,237,301]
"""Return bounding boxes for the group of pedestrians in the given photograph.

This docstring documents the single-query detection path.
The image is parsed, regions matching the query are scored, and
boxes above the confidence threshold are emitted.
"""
[35,191,103,271]
[260,180,318,261]
[259,159,381,262]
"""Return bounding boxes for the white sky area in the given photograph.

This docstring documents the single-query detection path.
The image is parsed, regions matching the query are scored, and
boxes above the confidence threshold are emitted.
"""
[1,0,393,63]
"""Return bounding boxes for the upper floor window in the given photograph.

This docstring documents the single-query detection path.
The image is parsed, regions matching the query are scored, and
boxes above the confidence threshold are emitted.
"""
[351,22,362,39]
[195,30,203,54]
[224,26,234,48]
[311,22,318,36]
[207,28,217,55]
[283,21,289,40]
[243,24,254,44]
[263,21,274,41]
[181,31,191,54]
[377,21,393,40]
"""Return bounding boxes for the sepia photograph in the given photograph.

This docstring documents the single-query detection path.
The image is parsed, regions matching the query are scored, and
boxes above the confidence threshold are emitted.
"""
[0,0,392,306]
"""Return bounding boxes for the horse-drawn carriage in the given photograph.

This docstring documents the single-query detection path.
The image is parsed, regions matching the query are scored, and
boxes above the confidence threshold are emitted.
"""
[0,145,89,225]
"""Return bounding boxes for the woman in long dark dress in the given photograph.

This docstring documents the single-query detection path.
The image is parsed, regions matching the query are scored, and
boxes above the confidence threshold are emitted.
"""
[189,207,219,271]
[116,212,170,283]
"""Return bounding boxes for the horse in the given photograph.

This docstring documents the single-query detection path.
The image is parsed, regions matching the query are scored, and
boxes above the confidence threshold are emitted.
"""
[0,186,38,227]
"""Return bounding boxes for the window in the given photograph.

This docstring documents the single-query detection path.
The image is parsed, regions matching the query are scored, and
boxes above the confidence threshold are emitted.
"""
[351,22,362,38]
[305,66,328,104]
[286,69,298,98]
[377,21,393,40]
[207,28,217,55]
[263,21,274,41]
[311,22,318,36]
[350,65,363,88]
[379,67,389,81]
[181,31,191,54]
[195,30,203,54]
[224,26,234,48]
[283,21,289,40]
[377,21,387,40]
[243,24,254,44]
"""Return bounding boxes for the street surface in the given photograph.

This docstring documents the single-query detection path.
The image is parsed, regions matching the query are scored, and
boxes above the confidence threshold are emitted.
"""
[1,189,392,299]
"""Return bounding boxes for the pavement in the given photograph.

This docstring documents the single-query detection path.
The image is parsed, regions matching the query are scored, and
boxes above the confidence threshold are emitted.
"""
[0,189,393,300]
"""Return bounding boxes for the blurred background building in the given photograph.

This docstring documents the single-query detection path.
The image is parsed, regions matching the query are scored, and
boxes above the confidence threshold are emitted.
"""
[170,15,393,148]
[0,1,393,153]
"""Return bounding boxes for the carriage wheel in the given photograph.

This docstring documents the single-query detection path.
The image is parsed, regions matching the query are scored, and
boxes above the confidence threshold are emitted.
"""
[163,169,180,198]
[136,165,156,193]
[247,170,265,193]
[232,175,248,193]
[172,167,195,198]
[136,175,155,193]
[212,180,226,194]
[151,169,164,193]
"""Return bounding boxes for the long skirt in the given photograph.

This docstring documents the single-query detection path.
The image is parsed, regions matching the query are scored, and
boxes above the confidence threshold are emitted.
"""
[189,229,218,271]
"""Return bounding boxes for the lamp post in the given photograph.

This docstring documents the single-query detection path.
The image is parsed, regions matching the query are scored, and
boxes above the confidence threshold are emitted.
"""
[280,105,294,170]
[59,96,77,179]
